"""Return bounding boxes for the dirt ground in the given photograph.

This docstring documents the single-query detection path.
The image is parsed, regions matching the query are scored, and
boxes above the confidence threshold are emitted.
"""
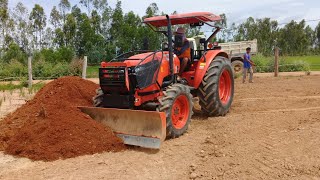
[0,75,320,180]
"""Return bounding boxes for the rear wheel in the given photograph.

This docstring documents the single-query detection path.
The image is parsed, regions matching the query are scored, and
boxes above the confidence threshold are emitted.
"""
[93,88,104,107]
[231,60,243,76]
[198,56,234,116]
[158,84,193,138]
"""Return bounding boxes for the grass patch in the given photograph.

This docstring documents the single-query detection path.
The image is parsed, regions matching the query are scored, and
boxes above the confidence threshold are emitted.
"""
[0,81,45,92]
[87,66,100,78]
[252,54,313,73]
[283,56,320,71]
[0,82,24,91]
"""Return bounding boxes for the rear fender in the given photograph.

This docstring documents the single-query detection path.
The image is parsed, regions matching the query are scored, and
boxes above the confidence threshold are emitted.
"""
[193,50,229,89]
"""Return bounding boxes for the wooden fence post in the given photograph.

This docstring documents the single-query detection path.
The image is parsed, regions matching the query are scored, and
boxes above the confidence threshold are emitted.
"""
[28,56,32,88]
[274,47,279,77]
[82,56,88,79]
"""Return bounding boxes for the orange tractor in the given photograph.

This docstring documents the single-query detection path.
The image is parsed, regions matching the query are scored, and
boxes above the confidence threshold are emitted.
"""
[80,12,234,149]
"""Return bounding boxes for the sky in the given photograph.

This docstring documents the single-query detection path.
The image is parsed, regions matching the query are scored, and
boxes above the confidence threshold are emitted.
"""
[8,0,320,28]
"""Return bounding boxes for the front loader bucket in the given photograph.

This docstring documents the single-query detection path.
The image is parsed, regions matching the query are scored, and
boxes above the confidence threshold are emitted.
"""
[78,107,166,149]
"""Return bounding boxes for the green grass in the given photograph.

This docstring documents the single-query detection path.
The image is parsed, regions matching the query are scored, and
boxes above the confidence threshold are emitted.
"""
[0,82,24,91]
[0,81,45,92]
[282,56,320,71]
[87,66,100,78]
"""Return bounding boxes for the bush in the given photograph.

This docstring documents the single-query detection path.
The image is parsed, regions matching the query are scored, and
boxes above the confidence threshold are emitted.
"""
[55,46,75,63]
[33,47,75,64]
[252,54,310,73]
[33,59,54,77]
[0,60,28,78]
[2,43,27,64]
[68,58,83,76]
[279,60,310,72]
[33,60,83,79]
[51,63,70,78]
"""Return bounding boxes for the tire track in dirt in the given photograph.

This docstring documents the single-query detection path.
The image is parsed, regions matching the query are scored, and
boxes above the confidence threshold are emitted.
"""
[191,76,320,179]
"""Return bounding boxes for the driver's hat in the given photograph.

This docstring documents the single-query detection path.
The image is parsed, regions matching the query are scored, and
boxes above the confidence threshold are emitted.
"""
[174,27,185,35]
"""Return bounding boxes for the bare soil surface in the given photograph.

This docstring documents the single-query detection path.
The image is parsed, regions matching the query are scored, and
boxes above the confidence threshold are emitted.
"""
[0,75,320,179]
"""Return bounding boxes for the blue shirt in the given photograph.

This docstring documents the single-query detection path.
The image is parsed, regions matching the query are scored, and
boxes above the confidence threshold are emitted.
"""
[243,53,251,68]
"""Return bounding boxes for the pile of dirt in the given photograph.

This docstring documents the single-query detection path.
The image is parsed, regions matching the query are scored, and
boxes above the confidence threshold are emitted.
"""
[0,76,126,161]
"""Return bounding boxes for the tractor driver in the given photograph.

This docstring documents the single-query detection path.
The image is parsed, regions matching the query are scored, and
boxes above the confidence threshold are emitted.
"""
[173,27,191,79]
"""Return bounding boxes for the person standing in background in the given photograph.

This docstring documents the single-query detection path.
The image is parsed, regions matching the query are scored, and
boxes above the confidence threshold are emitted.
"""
[243,47,254,83]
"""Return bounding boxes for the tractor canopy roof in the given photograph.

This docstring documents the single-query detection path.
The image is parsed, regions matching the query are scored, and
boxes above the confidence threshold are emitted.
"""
[143,12,221,27]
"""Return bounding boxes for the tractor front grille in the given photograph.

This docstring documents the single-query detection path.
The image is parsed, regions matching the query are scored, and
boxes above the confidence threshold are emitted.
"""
[99,67,126,87]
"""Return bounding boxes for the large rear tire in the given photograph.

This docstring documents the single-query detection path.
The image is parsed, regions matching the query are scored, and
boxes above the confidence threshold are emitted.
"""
[93,88,104,107]
[198,56,234,116]
[158,84,193,138]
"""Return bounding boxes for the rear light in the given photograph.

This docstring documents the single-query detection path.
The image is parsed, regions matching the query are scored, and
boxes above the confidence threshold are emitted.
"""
[208,43,213,49]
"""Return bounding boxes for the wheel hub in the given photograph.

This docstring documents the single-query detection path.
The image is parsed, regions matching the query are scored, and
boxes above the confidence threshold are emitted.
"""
[171,95,189,129]
[234,64,242,72]
[219,69,232,105]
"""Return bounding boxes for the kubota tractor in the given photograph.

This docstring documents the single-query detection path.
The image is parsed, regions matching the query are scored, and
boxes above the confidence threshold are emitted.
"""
[80,12,234,149]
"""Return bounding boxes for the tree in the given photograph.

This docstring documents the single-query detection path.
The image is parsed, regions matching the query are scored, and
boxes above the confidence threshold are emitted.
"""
[234,17,257,41]
[256,18,278,55]
[109,1,123,42]
[42,27,54,48]
[304,25,315,51]
[54,28,65,47]
[316,22,320,50]
[214,13,228,42]
[91,10,101,34]
[12,2,29,52]
[50,6,62,29]
[63,14,76,46]
[59,0,71,24]
[234,17,278,55]
[278,20,309,55]
[80,0,93,15]
[144,3,159,18]
[0,0,9,49]
[93,0,108,14]
[29,4,47,49]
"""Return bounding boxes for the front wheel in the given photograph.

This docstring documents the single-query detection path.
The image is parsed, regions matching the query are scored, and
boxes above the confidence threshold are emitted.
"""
[198,56,234,116]
[158,84,193,138]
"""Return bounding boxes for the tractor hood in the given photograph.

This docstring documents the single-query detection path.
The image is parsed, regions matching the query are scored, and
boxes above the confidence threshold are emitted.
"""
[123,52,167,67]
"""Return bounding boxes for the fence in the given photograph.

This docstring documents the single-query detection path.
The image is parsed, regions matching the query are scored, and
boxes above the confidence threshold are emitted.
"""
[0,53,319,86]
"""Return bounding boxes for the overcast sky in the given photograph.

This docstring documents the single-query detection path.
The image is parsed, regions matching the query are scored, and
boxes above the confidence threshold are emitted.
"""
[8,0,320,28]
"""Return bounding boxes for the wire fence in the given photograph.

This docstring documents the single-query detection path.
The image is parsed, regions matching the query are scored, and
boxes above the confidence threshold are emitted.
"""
[0,58,319,83]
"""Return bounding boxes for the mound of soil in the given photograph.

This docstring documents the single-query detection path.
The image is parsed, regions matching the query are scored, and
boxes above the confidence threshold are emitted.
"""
[0,76,125,161]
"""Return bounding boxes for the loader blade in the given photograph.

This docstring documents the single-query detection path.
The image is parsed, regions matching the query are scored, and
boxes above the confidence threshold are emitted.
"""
[78,107,166,149]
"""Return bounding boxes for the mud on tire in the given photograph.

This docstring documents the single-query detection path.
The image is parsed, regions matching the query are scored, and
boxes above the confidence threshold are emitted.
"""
[93,88,104,107]
[157,84,193,138]
[198,56,234,116]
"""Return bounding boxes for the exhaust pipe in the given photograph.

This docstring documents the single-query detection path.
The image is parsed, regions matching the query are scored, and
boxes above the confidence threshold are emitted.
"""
[162,15,175,87]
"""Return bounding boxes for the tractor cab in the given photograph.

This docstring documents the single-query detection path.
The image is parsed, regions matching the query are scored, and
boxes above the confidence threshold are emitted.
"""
[144,12,223,63]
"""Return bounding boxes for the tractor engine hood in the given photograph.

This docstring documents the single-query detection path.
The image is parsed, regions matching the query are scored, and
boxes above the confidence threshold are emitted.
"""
[123,52,166,67]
